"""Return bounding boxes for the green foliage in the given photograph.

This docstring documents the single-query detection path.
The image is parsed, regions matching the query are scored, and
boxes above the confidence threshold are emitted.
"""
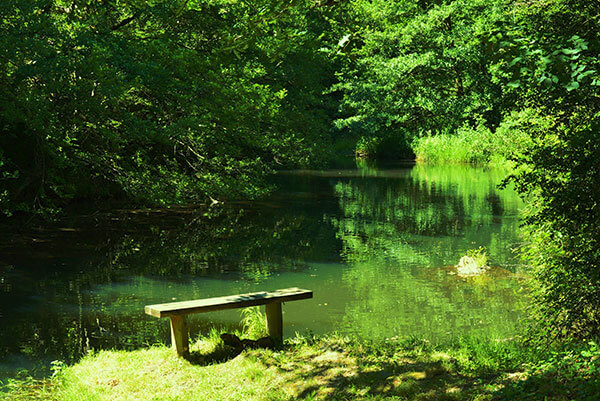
[513,111,600,339]
[0,0,341,216]
[498,0,600,340]
[488,2,599,102]
[496,340,600,400]
[333,0,508,150]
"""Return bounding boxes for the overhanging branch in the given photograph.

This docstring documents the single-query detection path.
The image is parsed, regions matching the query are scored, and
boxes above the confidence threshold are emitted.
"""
[111,14,137,31]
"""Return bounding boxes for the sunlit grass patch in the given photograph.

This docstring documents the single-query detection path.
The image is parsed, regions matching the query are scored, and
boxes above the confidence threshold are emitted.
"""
[3,333,599,401]
[46,344,286,401]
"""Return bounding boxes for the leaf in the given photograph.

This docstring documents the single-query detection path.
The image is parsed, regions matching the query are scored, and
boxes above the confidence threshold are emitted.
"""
[577,70,595,81]
[509,57,522,67]
[561,48,580,55]
[565,81,580,91]
[337,34,351,48]
[507,81,520,88]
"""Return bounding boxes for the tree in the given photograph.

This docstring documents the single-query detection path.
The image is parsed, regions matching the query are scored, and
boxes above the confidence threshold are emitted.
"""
[331,0,508,157]
[497,0,600,338]
[0,0,339,216]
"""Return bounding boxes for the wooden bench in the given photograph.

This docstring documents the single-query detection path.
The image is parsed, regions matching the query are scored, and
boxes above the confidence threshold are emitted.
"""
[145,287,313,357]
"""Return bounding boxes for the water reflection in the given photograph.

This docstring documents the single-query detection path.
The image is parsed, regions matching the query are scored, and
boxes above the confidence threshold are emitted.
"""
[329,163,526,340]
[0,163,527,380]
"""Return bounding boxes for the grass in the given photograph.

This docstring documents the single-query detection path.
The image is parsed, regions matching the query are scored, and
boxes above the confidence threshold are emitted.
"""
[412,119,531,167]
[3,330,600,401]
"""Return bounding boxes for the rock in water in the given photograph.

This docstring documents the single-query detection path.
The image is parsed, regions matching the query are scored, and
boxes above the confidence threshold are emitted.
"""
[457,256,487,275]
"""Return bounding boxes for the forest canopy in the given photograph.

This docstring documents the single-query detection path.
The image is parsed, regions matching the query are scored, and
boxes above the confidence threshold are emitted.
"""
[0,0,343,215]
[2,0,598,216]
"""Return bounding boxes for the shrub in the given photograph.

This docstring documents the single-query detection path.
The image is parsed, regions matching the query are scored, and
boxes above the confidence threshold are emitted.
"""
[355,133,414,160]
[512,110,600,340]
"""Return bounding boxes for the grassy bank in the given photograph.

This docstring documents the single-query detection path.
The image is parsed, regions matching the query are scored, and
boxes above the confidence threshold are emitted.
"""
[3,331,600,401]
[412,114,535,167]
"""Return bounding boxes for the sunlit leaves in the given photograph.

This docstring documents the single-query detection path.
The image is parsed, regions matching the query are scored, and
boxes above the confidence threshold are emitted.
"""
[501,0,600,339]
[334,0,507,143]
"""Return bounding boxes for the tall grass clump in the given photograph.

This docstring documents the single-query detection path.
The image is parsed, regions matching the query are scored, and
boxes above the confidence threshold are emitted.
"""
[413,112,534,166]
[241,306,268,339]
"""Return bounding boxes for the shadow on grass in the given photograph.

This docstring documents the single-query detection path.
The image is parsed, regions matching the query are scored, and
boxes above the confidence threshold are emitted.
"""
[494,372,600,401]
[251,342,490,400]
[254,342,599,400]
[186,343,243,366]
[185,337,600,400]
[186,335,281,366]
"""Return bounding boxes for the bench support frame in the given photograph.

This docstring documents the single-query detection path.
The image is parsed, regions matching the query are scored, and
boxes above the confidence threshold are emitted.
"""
[167,302,284,357]
[265,302,283,340]
[170,315,189,358]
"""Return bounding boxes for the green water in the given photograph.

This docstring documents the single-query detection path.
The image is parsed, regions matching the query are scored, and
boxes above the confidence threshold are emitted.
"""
[0,163,527,379]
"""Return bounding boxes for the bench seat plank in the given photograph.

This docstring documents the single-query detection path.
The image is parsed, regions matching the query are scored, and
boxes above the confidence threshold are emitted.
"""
[145,287,312,318]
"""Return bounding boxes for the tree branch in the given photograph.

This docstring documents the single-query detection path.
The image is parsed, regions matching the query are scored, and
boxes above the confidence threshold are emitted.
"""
[111,14,137,31]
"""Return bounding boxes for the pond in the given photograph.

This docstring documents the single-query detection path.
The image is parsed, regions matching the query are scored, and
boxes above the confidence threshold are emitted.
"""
[0,163,528,379]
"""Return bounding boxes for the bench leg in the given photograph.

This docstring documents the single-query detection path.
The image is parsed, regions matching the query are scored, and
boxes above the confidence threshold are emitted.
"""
[169,315,189,357]
[265,302,283,341]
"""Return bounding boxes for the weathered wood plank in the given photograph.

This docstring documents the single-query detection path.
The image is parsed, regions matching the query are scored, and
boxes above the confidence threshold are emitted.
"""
[145,287,312,318]
[265,302,283,341]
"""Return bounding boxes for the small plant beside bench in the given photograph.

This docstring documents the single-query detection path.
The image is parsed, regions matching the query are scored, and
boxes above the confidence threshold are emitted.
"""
[145,287,313,357]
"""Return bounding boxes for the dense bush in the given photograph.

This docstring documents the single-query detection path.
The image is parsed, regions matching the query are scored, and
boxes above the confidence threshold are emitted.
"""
[501,0,600,339]
[513,110,600,339]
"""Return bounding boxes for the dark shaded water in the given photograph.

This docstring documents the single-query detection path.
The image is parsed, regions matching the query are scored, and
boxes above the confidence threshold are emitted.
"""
[0,163,528,380]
